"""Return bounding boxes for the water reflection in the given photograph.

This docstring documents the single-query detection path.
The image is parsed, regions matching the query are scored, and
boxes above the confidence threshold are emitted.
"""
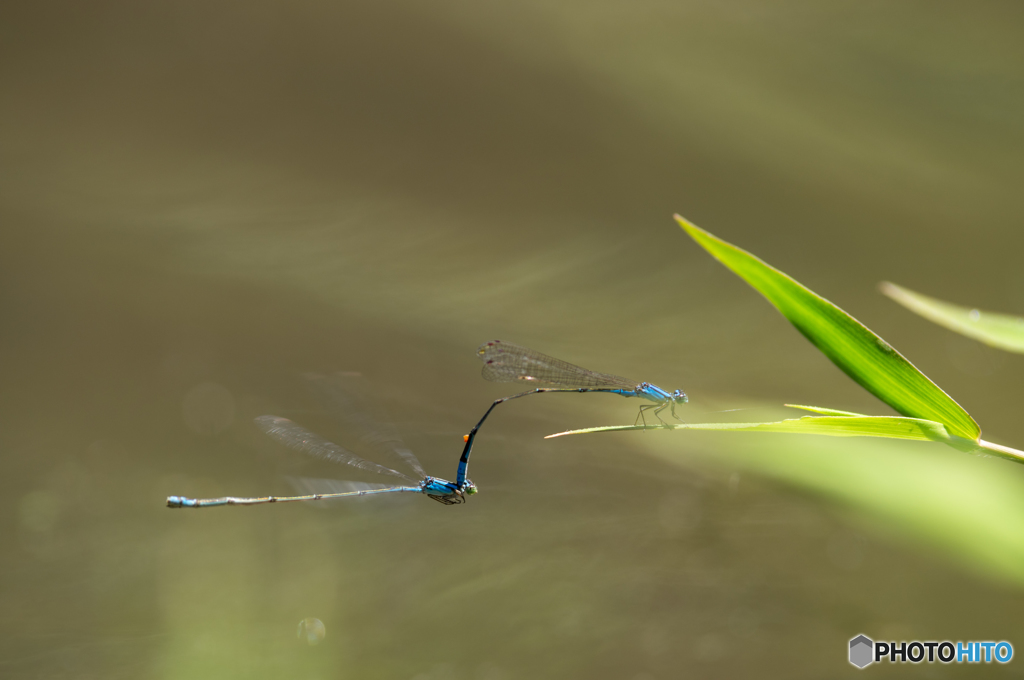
[4,0,1024,678]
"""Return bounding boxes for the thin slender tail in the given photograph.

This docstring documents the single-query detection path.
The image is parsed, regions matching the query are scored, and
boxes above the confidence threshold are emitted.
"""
[166,486,421,508]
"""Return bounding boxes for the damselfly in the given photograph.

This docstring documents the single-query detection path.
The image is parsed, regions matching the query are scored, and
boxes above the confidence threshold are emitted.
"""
[167,374,483,508]
[476,340,687,426]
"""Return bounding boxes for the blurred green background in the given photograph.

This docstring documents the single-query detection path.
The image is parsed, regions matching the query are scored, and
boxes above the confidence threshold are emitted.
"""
[3,1,1024,678]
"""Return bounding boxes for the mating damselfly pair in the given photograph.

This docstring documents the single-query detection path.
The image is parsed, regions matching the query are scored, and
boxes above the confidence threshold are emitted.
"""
[166,341,686,510]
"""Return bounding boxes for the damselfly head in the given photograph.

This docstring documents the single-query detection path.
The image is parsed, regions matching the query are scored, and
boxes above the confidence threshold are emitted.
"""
[672,389,688,404]
[464,480,478,495]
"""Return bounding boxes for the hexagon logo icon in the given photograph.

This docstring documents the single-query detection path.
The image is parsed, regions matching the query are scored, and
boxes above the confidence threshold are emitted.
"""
[849,634,874,668]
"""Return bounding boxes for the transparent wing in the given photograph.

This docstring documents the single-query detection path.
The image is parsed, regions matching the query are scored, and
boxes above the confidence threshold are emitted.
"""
[255,415,417,484]
[303,373,428,480]
[477,340,638,389]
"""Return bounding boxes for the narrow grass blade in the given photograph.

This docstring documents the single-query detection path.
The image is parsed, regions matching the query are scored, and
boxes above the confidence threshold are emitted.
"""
[784,404,867,417]
[674,215,980,441]
[547,414,954,443]
[881,281,1024,353]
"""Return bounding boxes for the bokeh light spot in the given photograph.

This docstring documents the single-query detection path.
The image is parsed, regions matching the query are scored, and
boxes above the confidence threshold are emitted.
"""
[297,617,326,646]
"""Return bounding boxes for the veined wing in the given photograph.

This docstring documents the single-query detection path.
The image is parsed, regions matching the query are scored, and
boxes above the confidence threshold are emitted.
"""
[255,415,418,484]
[303,373,428,480]
[478,340,638,390]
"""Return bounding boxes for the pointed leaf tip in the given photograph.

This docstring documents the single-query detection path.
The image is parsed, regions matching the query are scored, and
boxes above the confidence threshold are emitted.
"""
[673,215,980,441]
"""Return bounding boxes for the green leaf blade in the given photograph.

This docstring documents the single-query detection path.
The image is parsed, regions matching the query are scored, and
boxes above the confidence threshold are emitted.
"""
[784,404,868,417]
[675,215,980,441]
[881,281,1024,354]
[547,414,956,443]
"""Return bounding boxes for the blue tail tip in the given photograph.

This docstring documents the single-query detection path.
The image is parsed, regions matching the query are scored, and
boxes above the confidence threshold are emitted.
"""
[166,496,184,508]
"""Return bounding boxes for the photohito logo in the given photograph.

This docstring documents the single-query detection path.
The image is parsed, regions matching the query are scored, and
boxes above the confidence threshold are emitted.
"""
[849,635,873,668]
[849,634,1013,668]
